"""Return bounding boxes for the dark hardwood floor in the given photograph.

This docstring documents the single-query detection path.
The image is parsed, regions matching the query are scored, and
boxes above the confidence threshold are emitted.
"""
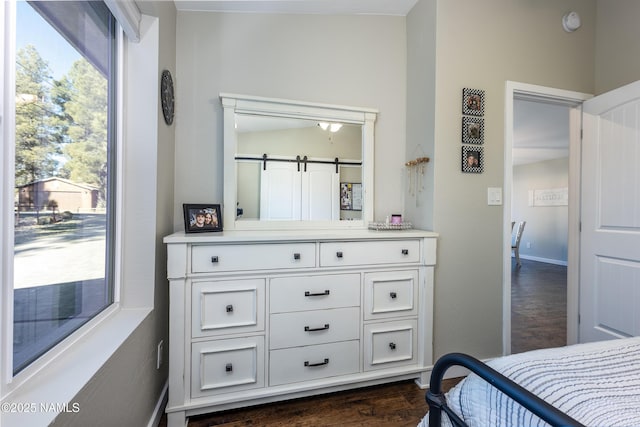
[158,378,462,427]
[511,258,567,354]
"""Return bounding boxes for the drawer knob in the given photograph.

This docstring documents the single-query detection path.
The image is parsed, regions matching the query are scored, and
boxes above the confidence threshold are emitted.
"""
[304,358,329,367]
[390,292,397,299]
[293,252,301,260]
[211,256,219,263]
[336,251,343,258]
[389,342,397,350]
[226,304,234,313]
[225,363,233,372]
[401,249,409,255]
[305,290,330,297]
[304,324,330,332]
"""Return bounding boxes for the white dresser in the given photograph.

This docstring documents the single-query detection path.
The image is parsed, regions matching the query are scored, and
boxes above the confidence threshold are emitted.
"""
[164,229,437,427]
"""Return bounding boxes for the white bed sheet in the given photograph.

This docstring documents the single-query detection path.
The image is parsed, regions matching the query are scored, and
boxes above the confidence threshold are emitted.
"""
[419,337,640,427]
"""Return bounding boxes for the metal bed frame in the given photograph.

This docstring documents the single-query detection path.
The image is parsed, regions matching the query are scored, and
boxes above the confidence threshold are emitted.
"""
[425,352,586,427]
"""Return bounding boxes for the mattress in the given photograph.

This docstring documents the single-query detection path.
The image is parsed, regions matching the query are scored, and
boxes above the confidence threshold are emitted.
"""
[419,337,640,427]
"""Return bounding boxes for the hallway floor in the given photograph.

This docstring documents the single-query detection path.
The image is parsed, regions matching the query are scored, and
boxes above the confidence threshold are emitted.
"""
[511,258,567,354]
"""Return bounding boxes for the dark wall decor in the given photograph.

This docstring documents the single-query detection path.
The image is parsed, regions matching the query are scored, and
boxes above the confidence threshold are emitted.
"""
[462,116,484,144]
[462,146,484,173]
[462,88,485,116]
[461,88,485,173]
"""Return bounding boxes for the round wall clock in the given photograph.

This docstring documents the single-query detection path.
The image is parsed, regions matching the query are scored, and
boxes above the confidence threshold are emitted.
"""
[161,69,175,125]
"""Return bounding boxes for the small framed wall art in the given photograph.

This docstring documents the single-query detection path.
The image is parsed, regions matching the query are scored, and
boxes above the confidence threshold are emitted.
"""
[462,88,485,116]
[462,146,484,173]
[183,204,222,233]
[462,117,484,144]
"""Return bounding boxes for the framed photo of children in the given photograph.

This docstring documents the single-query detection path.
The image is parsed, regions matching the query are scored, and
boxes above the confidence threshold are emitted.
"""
[462,146,484,173]
[183,204,222,233]
[462,88,485,116]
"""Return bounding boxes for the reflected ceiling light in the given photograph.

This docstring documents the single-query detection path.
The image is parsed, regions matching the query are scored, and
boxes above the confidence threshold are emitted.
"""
[318,122,342,132]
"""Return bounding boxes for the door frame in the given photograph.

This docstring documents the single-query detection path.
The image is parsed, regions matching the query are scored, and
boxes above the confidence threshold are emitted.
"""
[503,81,592,355]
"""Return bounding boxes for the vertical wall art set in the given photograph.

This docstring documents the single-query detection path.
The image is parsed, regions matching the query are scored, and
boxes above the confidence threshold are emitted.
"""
[461,88,485,173]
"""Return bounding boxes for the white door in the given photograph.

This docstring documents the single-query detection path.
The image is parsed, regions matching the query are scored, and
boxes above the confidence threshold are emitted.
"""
[580,80,640,343]
[260,162,301,220]
[301,163,339,221]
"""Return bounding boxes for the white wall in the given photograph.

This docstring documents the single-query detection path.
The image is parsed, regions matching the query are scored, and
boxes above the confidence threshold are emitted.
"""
[595,0,640,94]
[512,158,569,264]
[173,12,407,229]
[408,0,596,361]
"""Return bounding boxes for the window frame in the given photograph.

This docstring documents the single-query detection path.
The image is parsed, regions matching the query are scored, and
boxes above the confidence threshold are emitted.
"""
[0,2,159,424]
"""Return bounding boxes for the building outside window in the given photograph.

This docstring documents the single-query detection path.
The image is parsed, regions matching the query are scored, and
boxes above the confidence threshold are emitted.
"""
[12,0,117,374]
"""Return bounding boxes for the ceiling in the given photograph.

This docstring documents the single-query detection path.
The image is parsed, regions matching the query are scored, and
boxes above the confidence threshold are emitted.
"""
[170,1,570,167]
[173,0,419,15]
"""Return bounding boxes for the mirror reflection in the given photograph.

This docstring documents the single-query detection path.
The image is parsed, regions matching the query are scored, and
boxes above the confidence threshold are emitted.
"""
[234,114,363,221]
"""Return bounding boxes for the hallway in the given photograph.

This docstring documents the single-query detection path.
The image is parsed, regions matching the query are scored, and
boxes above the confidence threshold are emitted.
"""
[511,259,567,354]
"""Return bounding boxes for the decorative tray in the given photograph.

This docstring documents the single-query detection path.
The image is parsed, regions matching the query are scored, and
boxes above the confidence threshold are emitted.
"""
[368,222,413,231]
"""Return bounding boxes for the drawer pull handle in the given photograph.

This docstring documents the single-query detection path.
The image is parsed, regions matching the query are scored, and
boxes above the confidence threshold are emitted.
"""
[390,292,397,299]
[336,251,343,258]
[305,290,330,297]
[389,342,397,350]
[304,358,329,367]
[226,304,234,313]
[225,363,233,372]
[293,253,301,260]
[401,249,409,255]
[304,324,330,332]
[211,256,219,263]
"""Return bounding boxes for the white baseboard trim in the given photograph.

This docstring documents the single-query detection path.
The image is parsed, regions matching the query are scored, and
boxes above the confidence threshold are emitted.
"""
[514,254,567,266]
[148,380,169,427]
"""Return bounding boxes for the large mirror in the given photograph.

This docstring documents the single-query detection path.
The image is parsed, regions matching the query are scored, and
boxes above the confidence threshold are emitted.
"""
[221,93,377,230]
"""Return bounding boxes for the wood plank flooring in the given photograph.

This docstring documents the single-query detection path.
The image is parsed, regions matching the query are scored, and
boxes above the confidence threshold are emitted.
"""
[159,379,461,427]
[511,258,567,354]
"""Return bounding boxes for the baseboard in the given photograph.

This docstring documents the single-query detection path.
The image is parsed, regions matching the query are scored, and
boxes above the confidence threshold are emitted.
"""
[515,254,567,266]
[148,380,169,427]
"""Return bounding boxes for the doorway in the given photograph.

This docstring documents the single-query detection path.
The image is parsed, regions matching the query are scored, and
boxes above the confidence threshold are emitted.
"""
[503,81,591,355]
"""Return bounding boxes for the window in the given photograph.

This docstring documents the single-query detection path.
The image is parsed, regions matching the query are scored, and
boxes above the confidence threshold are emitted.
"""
[12,1,116,374]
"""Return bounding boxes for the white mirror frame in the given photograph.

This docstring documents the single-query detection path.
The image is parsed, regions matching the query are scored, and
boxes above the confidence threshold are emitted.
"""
[221,93,377,230]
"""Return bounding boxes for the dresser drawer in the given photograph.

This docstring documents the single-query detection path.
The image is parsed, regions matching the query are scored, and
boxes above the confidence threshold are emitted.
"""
[319,240,420,267]
[192,243,316,273]
[364,270,418,320]
[270,274,360,313]
[191,337,265,398]
[192,279,265,338]
[270,307,360,349]
[364,320,417,371]
[269,340,359,386]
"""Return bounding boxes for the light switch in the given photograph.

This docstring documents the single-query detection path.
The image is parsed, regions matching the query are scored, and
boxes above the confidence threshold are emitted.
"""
[488,187,502,205]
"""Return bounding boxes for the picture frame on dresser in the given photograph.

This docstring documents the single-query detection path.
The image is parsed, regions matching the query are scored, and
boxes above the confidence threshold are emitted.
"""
[183,203,222,233]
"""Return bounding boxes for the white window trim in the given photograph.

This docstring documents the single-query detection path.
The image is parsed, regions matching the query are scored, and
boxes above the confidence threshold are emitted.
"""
[0,3,159,424]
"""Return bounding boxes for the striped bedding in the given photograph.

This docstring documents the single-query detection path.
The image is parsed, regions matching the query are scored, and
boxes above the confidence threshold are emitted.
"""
[419,337,640,427]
